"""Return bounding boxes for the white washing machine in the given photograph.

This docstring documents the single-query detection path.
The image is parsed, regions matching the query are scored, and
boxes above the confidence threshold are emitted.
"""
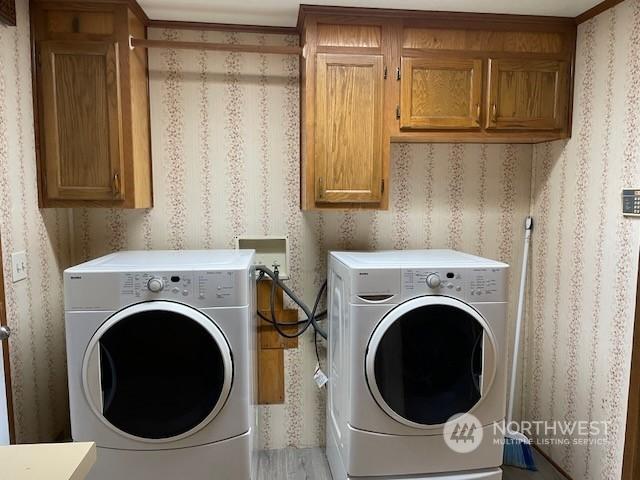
[326,250,509,480]
[64,250,258,480]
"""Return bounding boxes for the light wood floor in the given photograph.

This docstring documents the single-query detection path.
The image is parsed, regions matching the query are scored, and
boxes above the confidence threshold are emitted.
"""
[256,447,568,480]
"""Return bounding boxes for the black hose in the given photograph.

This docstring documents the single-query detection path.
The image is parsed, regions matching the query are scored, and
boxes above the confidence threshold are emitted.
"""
[257,271,326,326]
[257,309,326,326]
[271,269,313,338]
[256,265,328,339]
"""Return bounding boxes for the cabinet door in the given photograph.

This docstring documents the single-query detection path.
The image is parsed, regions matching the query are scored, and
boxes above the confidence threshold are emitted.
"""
[315,53,384,204]
[486,59,569,130]
[400,56,482,130]
[40,40,123,201]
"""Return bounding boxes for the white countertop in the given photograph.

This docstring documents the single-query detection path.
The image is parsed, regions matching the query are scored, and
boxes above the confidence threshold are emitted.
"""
[0,442,96,480]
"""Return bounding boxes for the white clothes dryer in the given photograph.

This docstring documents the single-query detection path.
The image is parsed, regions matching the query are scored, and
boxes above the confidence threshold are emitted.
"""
[64,250,257,480]
[326,250,509,480]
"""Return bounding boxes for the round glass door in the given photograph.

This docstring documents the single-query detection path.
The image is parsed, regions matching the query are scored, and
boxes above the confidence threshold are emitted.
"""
[365,296,497,429]
[83,301,233,442]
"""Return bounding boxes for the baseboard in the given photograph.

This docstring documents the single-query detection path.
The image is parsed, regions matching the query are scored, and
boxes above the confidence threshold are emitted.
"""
[532,445,573,480]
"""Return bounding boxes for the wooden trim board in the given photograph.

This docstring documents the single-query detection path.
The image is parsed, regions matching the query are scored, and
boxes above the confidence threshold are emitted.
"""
[147,19,297,35]
[131,38,301,55]
[0,234,15,443]
[31,0,148,24]
[622,251,640,480]
[297,4,576,31]
[575,0,626,24]
[256,280,299,404]
[258,349,284,405]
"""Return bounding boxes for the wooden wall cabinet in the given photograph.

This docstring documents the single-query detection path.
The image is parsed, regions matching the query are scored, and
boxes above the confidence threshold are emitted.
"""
[393,21,575,143]
[486,58,569,130]
[300,16,392,210]
[40,40,124,201]
[299,7,576,209]
[315,53,384,204]
[31,0,152,208]
[400,56,482,130]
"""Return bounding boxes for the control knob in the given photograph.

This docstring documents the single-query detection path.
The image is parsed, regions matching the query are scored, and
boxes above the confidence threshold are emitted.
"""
[426,273,441,289]
[147,277,164,292]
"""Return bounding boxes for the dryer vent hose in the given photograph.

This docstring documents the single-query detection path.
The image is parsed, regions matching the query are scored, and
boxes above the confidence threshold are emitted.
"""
[256,265,328,339]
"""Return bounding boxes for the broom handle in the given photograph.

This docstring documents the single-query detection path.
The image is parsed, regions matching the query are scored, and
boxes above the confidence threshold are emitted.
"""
[507,216,533,426]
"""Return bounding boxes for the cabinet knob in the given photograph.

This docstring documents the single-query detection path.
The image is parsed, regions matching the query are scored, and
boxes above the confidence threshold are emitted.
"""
[491,103,497,122]
[476,103,481,123]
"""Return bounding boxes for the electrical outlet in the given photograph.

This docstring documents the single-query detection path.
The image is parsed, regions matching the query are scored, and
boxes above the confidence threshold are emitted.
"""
[11,251,27,283]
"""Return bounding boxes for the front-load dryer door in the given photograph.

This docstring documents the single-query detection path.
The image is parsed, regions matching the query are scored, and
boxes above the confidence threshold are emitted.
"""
[365,296,497,430]
[82,301,233,443]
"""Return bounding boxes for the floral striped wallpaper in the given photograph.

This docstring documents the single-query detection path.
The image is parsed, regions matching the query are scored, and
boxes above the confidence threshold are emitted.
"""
[0,0,71,443]
[2,7,636,478]
[524,1,640,478]
[74,28,534,448]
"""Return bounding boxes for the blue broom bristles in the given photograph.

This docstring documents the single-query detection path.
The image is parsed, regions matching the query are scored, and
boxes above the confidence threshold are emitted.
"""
[503,434,537,471]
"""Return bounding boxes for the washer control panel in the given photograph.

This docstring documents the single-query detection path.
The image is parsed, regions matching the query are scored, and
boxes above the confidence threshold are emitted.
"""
[121,272,195,298]
[402,268,506,302]
[119,270,243,306]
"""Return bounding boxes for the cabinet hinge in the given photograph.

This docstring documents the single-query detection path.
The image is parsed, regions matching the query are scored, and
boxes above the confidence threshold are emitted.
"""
[381,179,385,194]
[36,48,41,67]
[396,105,400,119]
[318,177,324,199]
[383,66,387,79]
[396,67,401,80]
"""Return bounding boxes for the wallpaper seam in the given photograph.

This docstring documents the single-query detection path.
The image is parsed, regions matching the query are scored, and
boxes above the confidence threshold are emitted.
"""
[602,0,640,476]
[562,17,596,473]
[584,8,616,478]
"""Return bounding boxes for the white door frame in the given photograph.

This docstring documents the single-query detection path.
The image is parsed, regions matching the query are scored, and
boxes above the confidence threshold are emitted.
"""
[0,234,15,444]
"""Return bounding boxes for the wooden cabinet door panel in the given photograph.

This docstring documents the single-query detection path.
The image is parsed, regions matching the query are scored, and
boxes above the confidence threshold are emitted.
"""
[400,56,482,130]
[486,58,568,130]
[40,40,123,201]
[315,53,384,204]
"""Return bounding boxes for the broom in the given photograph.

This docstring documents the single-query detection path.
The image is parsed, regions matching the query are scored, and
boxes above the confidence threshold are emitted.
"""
[503,216,537,470]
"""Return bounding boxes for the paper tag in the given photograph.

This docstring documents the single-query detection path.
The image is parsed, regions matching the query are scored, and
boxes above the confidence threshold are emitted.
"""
[314,363,328,388]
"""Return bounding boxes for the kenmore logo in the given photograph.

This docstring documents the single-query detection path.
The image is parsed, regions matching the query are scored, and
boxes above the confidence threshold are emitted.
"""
[70,276,82,279]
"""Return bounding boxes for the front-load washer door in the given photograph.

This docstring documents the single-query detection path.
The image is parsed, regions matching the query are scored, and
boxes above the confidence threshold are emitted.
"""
[365,296,497,430]
[82,301,233,443]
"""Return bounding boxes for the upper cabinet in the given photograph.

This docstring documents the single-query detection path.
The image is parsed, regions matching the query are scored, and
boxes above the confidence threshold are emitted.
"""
[315,53,384,204]
[400,56,482,130]
[300,18,392,210]
[39,40,124,202]
[31,0,152,208]
[486,59,569,130]
[299,7,577,210]
[393,23,576,143]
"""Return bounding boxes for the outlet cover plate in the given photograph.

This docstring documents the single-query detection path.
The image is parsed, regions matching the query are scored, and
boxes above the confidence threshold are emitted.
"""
[236,236,289,279]
[11,251,27,283]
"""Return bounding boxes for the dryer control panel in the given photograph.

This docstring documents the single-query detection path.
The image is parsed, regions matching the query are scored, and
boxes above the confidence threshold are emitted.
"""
[120,270,243,307]
[65,269,249,310]
[402,267,507,303]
